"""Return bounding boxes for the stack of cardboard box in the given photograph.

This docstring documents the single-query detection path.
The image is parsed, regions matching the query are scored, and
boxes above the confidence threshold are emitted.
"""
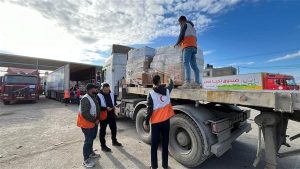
[126,47,156,86]
[126,46,204,87]
[150,46,204,85]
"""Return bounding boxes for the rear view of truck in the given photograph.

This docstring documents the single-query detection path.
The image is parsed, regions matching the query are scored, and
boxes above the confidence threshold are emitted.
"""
[0,67,40,105]
[46,63,101,102]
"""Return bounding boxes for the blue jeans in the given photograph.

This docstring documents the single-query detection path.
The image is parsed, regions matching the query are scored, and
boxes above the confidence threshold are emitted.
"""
[183,47,200,83]
[81,125,98,160]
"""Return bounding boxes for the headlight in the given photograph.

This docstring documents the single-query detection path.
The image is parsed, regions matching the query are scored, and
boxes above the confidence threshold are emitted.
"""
[3,94,8,96]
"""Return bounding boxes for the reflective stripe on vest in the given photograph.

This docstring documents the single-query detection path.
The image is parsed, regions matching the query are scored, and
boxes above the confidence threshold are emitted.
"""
[97,93,114,121]
[180,22,197,49]
[97,93,115,107]
[64,90,70,99]
[77,94,97,128]
[150,89,175,124]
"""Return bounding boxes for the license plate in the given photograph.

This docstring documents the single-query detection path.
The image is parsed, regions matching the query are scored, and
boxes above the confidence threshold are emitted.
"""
[16,97,24,99]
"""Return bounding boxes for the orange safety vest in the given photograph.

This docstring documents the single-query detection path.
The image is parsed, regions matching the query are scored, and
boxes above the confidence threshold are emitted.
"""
[77,94,97,128]
[100,110,107,121]
[180,22,197,49]
[97,93,114,121]
[64,90,70,99]
[150,89,175,124]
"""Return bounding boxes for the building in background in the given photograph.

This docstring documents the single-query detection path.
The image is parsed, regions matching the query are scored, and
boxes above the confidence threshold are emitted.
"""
[203,64,237,77]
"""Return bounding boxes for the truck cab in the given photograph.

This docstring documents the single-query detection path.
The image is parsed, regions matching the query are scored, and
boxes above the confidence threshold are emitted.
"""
[264,73,299,90]
[0,72,39,105]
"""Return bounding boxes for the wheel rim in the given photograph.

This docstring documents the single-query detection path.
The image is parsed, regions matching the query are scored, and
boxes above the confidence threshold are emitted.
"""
[176,129,191,147]
[171,125,192,154]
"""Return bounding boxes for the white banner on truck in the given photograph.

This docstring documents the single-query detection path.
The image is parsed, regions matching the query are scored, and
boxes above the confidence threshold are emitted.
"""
[203,73,263,90]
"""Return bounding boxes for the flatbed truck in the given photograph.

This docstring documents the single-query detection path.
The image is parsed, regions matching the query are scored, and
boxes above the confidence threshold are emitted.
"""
[117,84,300,168]
[104,45,300,168]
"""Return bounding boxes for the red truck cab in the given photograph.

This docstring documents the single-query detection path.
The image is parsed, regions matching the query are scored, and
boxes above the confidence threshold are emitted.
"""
[0,67,40,105]
[263,73,299,90]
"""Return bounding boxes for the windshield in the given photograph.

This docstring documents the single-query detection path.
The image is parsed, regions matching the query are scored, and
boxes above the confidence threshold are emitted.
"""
[4,75,38,84]
[286,79,297,86]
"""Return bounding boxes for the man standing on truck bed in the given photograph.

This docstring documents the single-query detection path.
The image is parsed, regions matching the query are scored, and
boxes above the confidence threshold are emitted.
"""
[144,75,175,169]
[97,83,122,152]
[175,15,201,88]
[77,83,101,168]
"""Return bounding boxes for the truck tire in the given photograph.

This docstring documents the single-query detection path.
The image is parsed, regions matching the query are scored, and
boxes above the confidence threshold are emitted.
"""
[135,108,151,144]
[3,101,10,105]
[169,114,208,168]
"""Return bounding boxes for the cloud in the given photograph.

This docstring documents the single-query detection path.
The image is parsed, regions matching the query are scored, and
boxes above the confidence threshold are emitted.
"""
[286,71,300,83]
[0,0,245,63]
[229,61,255,66]
[267,51,300,62]
[203,50,215,55]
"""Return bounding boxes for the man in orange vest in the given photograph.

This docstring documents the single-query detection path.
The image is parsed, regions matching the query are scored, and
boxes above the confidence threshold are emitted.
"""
[63,89,70,106]
[174,15,201,88]
[97,83,122,152]
[77,83,100,168]
[144,75,174,169]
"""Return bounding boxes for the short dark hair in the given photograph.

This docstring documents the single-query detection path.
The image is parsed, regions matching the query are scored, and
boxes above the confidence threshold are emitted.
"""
[102,83,110,88]
[86,83,97,91]
[178,16,187,22]
[152,75,161,86]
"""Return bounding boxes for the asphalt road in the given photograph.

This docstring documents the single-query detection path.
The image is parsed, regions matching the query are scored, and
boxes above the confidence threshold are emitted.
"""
[0,97,299,169]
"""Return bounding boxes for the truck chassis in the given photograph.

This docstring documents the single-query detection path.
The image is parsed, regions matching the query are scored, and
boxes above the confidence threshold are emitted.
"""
[118,86,300,168]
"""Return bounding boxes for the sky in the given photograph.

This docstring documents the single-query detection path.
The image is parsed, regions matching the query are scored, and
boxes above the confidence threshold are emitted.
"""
[0,0,299,82]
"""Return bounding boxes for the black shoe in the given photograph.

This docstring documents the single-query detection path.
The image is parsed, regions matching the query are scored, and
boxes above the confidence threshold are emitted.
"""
[112,141,122,147]
[101,146,111,152]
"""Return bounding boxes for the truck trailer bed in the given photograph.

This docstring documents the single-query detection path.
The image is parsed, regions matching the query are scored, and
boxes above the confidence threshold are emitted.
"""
[127,87,300,113]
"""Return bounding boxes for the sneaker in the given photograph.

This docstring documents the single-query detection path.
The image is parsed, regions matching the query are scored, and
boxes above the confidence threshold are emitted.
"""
[179,81,191,89]
[89,151,101,158]
[191,82,202,89]
[112,141,123,147]
[101,145,112,152]
[82,159,95,168]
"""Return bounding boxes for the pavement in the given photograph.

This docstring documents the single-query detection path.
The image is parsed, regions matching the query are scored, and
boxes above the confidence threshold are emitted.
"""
[0,97,299,169]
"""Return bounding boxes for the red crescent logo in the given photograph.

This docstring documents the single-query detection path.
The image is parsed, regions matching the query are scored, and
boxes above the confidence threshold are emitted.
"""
[160,96,164,102]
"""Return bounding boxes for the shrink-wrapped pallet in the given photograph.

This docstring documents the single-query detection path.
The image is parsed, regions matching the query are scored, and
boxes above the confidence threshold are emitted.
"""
[126,47,155,85]
[150,46,204,85]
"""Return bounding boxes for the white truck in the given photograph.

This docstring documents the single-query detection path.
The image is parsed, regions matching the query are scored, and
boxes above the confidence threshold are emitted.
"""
[101,44,132,95]
[46,63,101,102]
[105,46,300,169]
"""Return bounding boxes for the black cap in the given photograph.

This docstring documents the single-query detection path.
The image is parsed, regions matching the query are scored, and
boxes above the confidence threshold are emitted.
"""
[86,83,97,91]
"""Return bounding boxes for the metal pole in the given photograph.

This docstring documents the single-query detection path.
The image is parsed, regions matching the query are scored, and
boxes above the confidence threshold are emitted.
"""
[36,59,39,70]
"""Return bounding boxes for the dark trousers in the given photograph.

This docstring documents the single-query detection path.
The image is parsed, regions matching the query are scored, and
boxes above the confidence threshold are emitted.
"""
[76,96,80,105]
[99,113,117,147]
[151,119,170,169]
[64,98,70,105]
[81,125,98,160]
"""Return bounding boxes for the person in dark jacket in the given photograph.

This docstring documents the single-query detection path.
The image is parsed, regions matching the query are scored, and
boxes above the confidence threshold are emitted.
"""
[97,83,122,152]
[77,83,101,168]
[144,75,174,169]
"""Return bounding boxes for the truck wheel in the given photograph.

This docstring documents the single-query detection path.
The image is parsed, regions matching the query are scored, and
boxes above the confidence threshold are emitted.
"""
[3,101,10,105]
[169,114,208,168]
[135,108,151,144]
